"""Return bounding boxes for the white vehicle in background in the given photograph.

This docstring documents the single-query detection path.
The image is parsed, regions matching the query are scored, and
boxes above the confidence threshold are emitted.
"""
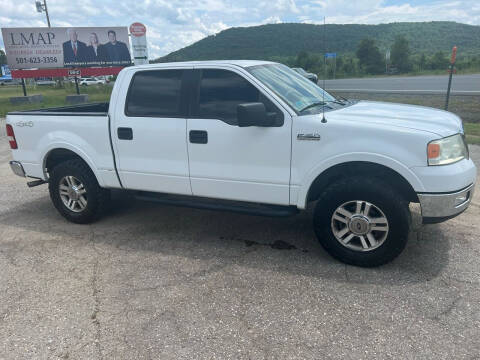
[35,78,56,86]
[79,77,106,86]
[0,78,22,86]
[292,67,318,83]
[5,60,476,267]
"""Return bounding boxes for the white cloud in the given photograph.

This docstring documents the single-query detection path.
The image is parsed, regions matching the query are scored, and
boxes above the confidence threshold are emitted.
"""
[1,0,479,59]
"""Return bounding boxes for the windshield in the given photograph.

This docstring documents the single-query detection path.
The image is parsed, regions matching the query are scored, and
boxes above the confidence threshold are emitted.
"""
[247,63,336,114]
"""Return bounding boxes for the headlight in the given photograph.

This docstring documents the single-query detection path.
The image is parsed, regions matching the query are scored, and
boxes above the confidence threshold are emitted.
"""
[427,134,467,166]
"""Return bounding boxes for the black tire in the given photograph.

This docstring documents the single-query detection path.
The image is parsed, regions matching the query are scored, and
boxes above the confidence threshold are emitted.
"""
[48,159,109,224]
[313,176,411,267]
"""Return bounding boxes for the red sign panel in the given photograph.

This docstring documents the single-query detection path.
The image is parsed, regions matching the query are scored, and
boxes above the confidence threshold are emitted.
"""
[129,23,146,37]
[11,67,124,79]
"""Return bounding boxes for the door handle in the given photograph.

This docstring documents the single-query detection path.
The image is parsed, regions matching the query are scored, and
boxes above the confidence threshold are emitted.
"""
[189,130,208,144]
[118,127,133,140]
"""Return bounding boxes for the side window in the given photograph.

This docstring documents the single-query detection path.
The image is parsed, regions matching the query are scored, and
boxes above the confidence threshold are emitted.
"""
[198,69,283,126]
[125,70,183,117]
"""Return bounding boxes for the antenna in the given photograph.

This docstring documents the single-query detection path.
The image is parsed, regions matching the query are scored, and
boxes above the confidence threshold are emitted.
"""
[321,16,327,123]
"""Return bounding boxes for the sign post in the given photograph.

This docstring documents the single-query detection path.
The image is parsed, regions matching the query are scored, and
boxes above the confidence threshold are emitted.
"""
[68,69,81,95]
[21,78,27,96]
[445,46,457,111]
[130,23,148,65]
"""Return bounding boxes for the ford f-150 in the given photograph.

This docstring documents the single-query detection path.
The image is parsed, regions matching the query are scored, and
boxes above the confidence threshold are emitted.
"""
[6,61,476,267]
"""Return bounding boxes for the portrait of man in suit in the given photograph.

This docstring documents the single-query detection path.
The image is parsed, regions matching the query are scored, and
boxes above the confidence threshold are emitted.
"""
[104,30,131,64]
[86,33,108,64]
[62,29,88,65]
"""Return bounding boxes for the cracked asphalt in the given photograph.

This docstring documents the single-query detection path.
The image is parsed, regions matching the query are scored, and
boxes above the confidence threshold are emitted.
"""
[1,127,479,359]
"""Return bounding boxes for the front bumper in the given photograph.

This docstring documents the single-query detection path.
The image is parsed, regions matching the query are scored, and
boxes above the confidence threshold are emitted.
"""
[418,183,475,224]
[9,161,26,177]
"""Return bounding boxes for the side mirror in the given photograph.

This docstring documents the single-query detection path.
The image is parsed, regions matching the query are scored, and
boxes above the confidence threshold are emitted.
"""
[237,102,275,127]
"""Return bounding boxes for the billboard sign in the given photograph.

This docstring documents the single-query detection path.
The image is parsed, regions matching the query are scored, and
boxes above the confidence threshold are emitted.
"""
[1,27,132,69]
[324,52,337,58]
[130,22,148,65]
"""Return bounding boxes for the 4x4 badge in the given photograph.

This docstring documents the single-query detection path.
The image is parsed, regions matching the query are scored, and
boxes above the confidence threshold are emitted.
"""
[16,121,34,127]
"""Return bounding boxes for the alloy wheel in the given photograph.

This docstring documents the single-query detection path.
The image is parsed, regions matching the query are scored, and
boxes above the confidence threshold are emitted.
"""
[59,176,88,213]
[331,200,389,252]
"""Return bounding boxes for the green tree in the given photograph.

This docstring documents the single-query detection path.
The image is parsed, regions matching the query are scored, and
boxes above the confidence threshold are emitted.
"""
[342,57,357,76]
[418,53,427,71]
[391,35,412,73]
[429,51,448,70]
[295,51,310,69]
[0,50,6,66]
[355,38,384,74]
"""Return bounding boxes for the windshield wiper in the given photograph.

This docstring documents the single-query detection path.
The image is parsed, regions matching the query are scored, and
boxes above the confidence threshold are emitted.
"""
[331,95,349,105]
[329,99,347,106]
[299,101,327,112]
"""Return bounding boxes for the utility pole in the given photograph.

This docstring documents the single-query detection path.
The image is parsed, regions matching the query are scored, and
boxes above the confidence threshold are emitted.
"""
[43,0,51,27]
[36,0,51,27]
[31,0,51,96]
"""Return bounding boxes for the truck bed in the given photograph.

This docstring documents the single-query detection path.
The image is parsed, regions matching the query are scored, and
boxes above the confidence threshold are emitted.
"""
[8,102,109,116]
[6,102,117,187]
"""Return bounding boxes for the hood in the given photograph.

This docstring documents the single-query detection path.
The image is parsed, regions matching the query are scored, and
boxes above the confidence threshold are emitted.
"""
[327,100,463,137]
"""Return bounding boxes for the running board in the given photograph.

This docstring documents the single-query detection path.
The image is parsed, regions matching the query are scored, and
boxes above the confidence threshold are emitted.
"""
[133,191,299,217]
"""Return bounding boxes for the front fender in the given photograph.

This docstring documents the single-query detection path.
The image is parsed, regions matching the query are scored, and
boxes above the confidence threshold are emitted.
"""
[294,152,424,209]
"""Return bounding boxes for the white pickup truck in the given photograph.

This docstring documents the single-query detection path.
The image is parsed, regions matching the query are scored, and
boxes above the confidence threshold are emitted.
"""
[6,61,476,267]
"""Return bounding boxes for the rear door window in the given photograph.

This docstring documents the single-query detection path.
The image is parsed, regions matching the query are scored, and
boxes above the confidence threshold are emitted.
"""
[125,70,184,117]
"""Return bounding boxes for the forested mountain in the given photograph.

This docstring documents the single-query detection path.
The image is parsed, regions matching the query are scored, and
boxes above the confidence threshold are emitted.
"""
[155,22,480,62]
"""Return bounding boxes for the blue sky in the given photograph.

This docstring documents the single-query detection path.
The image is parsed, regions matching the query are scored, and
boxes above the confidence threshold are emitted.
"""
[1,0,478,59]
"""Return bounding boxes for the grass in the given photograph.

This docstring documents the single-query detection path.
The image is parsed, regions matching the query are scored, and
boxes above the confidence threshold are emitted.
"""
[0,83,112,117]
[464,123,480,145]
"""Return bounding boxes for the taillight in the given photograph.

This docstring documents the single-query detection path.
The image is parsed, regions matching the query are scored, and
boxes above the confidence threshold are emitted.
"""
[6,124,18,149]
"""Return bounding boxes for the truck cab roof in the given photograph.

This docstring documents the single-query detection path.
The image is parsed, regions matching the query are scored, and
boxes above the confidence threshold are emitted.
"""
[131,60,275,70]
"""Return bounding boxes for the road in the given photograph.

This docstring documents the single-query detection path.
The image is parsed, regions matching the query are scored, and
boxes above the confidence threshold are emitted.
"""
[324,74,480,95]
[1,128,480,359]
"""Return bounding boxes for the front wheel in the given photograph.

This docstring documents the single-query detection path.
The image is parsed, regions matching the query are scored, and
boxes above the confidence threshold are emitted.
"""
[313,177,411,267]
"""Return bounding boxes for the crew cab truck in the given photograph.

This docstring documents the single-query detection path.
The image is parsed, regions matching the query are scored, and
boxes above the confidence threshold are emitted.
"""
[6,61,476,267]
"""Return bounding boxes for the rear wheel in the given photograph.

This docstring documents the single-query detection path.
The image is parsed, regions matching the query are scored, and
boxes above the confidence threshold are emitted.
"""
[48,159,109,224]
[313,176,411,267]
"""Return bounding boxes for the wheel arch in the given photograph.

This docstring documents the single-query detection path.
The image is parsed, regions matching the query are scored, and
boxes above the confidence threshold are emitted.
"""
[302,161,420,208]
[42,146,104,186]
